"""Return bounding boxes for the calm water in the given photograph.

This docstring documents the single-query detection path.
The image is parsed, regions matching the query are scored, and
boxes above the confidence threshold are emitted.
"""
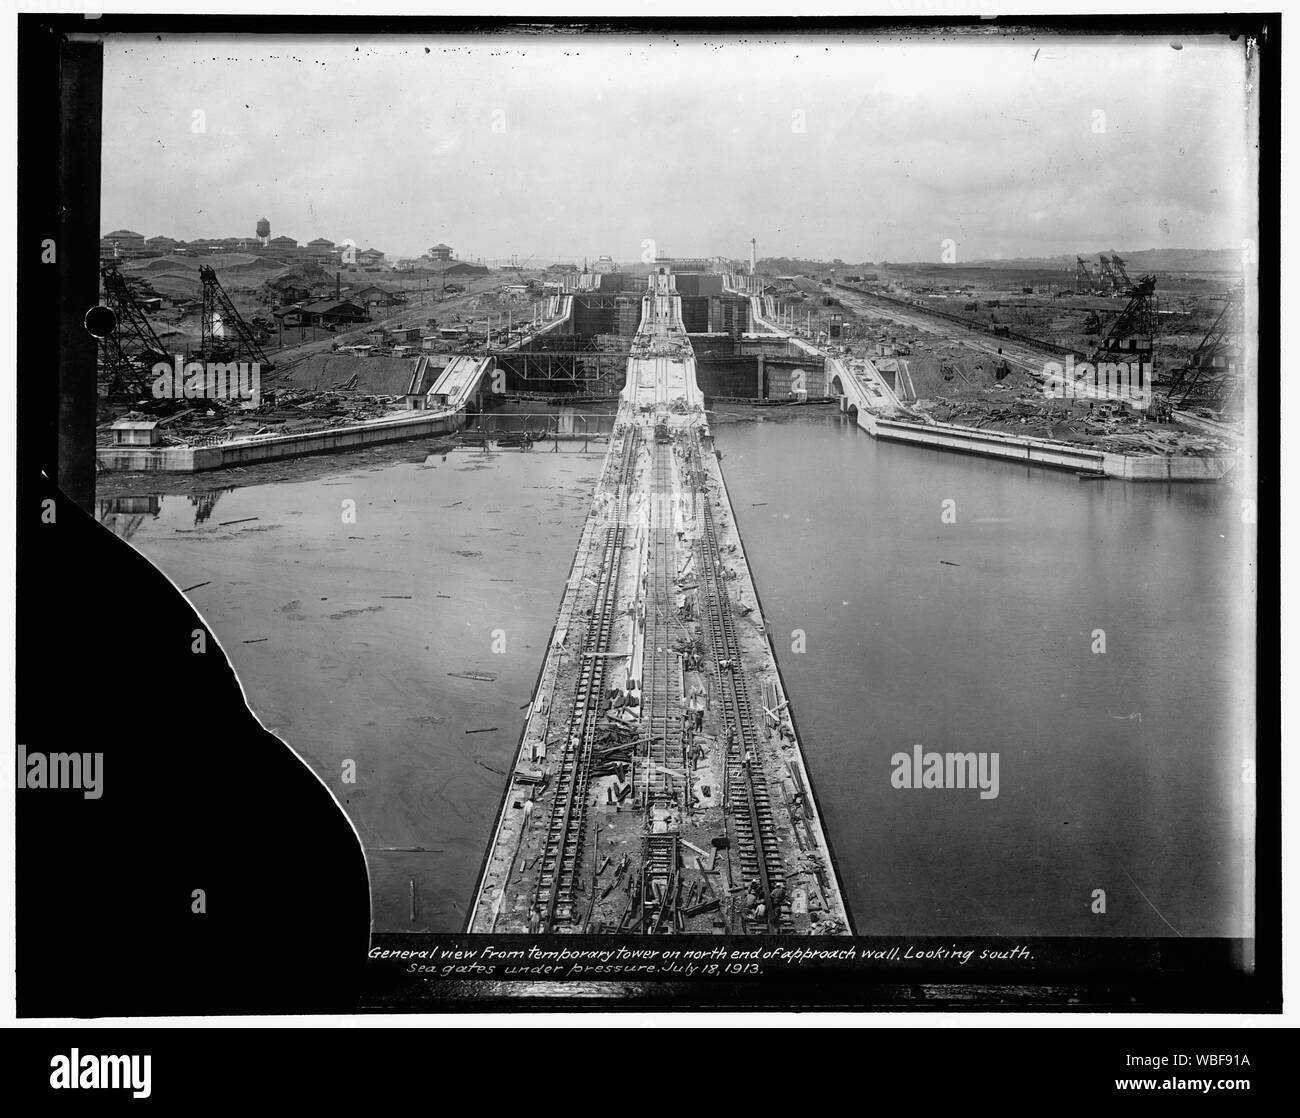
[118,442,603,933]
[117,415,1253,937]
[718,410,1252,937]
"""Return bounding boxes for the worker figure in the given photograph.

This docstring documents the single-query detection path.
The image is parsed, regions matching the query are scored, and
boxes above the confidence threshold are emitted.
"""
[770,883,786,909]
[753,902,767,924]
[528,906,541,935]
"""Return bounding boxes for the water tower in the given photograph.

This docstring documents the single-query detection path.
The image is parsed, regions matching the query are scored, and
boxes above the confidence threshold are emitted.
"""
[256,217,270,245]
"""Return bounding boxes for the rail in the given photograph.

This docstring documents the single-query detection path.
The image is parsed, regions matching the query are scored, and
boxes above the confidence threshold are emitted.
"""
[642,441,684,806]
[833,281,1084,359]
[689,431,783,933]
[531,424,639,930]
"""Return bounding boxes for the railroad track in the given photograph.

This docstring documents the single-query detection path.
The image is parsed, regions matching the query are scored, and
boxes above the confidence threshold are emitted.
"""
[641,833,681,934]
[617,425,640,520]
[690,434,784,933]
[532,425,638,931]
[642,440,684,807]
[833,286,1053,374]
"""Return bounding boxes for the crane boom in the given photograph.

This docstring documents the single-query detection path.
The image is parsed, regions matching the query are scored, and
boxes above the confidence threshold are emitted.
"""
[99,264,169,398]
[1166,288,1242,408]
[199,265,273,370]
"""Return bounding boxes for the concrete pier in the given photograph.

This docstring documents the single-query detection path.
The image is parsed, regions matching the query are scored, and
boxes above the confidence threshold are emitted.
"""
[468,272,851,935]
[96,406,468,472]
[736,277,1238,482]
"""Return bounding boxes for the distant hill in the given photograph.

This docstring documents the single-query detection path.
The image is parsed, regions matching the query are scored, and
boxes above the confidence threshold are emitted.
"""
[126,252,290,274]
[760,249,1242,276]
[122,253,291,296]
[964,248,1242,273]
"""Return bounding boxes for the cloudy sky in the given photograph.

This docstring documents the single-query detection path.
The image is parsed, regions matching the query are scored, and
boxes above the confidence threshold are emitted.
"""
[100,32,1255,263]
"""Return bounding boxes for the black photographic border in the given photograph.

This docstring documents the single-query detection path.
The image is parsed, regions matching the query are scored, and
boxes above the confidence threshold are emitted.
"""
[13,10,1279,1020]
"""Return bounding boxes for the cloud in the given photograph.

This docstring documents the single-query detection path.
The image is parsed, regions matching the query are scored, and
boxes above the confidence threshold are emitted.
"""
[101,33,1254,261]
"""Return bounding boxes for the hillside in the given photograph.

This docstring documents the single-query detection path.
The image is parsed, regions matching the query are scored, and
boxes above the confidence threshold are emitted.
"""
[964,248,1243,273]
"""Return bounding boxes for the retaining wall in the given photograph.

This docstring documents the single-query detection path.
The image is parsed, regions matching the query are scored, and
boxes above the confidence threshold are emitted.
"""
[98,408,466,473]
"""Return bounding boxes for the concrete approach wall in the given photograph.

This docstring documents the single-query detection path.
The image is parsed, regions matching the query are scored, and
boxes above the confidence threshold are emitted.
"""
[737,336,801,358]
[97,409,466,473]
[764,357,827,398]
[571,297,617,335]
[672,274,723,297]
[695,356,762,398]
[596,273,643,294]
[685,333,735,359]
[707,295,750,335]
[615,298,640,336]
[693,352,829,400]
[678,296,710,332]
[1101,452,1237,480]
[850,405,1235,480]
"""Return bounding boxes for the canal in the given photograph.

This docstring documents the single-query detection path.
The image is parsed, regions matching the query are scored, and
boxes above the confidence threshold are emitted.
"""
[111,440,602,932]
[718,408,1252,938]
[112,411,1252,937]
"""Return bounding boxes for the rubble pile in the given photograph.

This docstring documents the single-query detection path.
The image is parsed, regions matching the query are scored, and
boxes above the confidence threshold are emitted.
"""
[914,394,1235,456]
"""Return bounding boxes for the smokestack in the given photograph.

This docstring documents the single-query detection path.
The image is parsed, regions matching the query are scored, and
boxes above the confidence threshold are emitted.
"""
[749,237,756,277]
[336,271,341,300]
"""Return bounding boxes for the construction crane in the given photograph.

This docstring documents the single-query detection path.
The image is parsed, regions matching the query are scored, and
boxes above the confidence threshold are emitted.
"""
[1166,287,1242,409]
[1096,255,1121,295]
[1089,275,1158,386]
[1109,254,1133,292]
[1075,256,1095,294]
[1096,255,1111,290]
[199,265,273,370]
[98,264,170,398]
[507,253,536,288]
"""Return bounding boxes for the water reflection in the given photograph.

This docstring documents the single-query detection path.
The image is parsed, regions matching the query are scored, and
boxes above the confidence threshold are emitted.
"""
[96,495,160,541]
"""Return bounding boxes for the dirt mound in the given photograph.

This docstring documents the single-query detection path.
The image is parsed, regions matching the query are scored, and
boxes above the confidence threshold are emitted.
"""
[280,354,421,395]
[129,255,200,272]
[200,253,284,272]
[143,274,202,300]
[901,350,1008,399]
[126,254,288,279]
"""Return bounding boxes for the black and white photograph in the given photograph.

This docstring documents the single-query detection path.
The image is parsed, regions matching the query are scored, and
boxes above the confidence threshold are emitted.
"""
[6,6,1281,1060]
